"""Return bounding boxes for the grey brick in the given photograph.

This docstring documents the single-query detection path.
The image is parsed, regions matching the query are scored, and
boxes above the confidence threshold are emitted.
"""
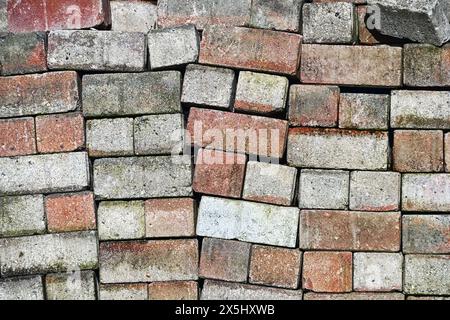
[0,195,45,237]
[405,255,450,295]
[82,71,181,117]
[111,1,157,33]
[403,215,450,254]
[46,271,97,300]
[182,64,236,109]
[48,30,146,71]
[402,174,450,212]
[86,118,134,157]
[0,231,98,277]
[0,0,6,31]
[0,152,90,196]
[148,25,199,70]
[303,3,356,44]
[197,196,299,248]
[93,155,192,199]
[98,201,145,241]
[299,169,349,210]
[250,0,304,32]
[134,114,184,155]
[99,284,148,300]
[0,276,44,300]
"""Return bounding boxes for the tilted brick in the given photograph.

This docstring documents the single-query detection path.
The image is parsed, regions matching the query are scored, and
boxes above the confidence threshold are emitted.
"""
[148,281,198,300]
[0,117,36,157]
[0,276,44,300]
[111,1,157,33]
[403,215,450,254]
[250,0,304,32]
[99,283,148,300]
[405,255,450,295]
[45,270,96,300]
[402,174,450,212]
[339,93,389,130]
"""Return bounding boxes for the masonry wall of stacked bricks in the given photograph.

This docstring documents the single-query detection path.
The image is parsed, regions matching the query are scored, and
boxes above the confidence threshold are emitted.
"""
[0,0,450,301]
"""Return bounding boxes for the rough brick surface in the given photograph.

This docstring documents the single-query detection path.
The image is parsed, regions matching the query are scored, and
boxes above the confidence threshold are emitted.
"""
[0,276,44,300]
[304,292,405,300]
[0,117,36,157]
[446,133,450,172]
[250,0,303,32]
[404,255,450,295]
[148,281,198,300]
[46,271,96,300]
[402,174,450,212]
[357,5,380,45]
[339,93,389,130]
[98,201,145,240]
[99,284,148,300]
[403,215,450,254]
[111,1,156,33]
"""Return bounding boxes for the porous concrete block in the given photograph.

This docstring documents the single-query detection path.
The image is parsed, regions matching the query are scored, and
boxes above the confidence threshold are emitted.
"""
[111,1,157,33]
[99,284,148,300]
[48,30,146,71]
[405,255,450,295]
[0,0,6,31]
[0,195,45,237]
[182,64,235,109]
[0,152,90,195]
[250,0,304,32]
[402,174,450,211]
[148,25,200,70]
[45,271,97,300]
[98,201,145,241]
[235,71,289,115]
[134,114,184,155]
[197,196,299,248]
[0,231,98,277]
[83,71,181,117]
[354,253,403,292]
[94,155,192,199]
[299,169,349,210]
[0,276,44,300]
[303,2,356,43]
[243,161,297,206]
[86,118,134,157]
[403,215,450,254]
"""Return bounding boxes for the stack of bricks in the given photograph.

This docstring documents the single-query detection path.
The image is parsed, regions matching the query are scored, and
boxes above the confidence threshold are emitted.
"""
[1,0,449,300]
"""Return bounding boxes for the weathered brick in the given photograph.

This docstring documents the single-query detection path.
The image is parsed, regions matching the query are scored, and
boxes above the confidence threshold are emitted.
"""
[0,152,90,195]
[446,133,450,172]
[304,292,405,300]
[303,2,356,43]
[354,253,403,292]
[303,251,352,293]
[0,0,6,31]
[148,25,199,70]
[187,108,289,159]
[157,0,251,29]
[235,71,288,115]
[350,171,401,211]
[249,245,301,289]
[0,71,79,118]
[0,32,47,76]
[287,128,389,170]
[99,239,198,283]
[145,198,196,238]
[391,91,450,129]
[339,93,389,130]
[402,174,450,212]
[403,215,450,254]
[0,117,36,157]
[148,281,198,300]
[0,276,44,300]
[405,255,450,295]
[243,161,297,206]
[357,5,380,45]
[197,196,299,248]
[300,210,401,251]
[288,85,339,127]
[250,0,303,32]
[407,296,450,301]
[86,118,134,157]
[99,283,148,300]
[7,0,111,32]
[46,271,96,300]
[299,169,349,210]
[98,201,145,241]
[83,71,180,117]
[36,113,85,153]
[393,130,444,172]
[182,65,236,110]
[200,26,302,76]
[199,238,251,283]
[201,280,302,300]
[301,44,402,87]
[48,30,146,71]
[134,114,183,155]
[45,192,96,233]
[111,1,157,32]
[0,195,45,237]
[403,44,450,87]
[0,231,98,277]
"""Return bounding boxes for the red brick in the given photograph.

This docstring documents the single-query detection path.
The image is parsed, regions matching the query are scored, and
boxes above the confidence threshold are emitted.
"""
[7,0,111,33]
[393,130,444,173]
[303,251,352,293]
[288,85,339,127]
[187,107,289,159]
[45,192,96,233]
[199,238,251,283]
[36,113,85,153]
[148,281,198,300]
[144,198,196,238]
[300,210,401,251]
[446,133,450,172]
[0,117,36,157]
[249,245,301,289]
[199,26,302,76]
[357,6,380,45]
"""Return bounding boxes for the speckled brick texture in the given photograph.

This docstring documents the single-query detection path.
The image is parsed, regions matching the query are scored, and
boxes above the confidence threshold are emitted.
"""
[1,0,450,301]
